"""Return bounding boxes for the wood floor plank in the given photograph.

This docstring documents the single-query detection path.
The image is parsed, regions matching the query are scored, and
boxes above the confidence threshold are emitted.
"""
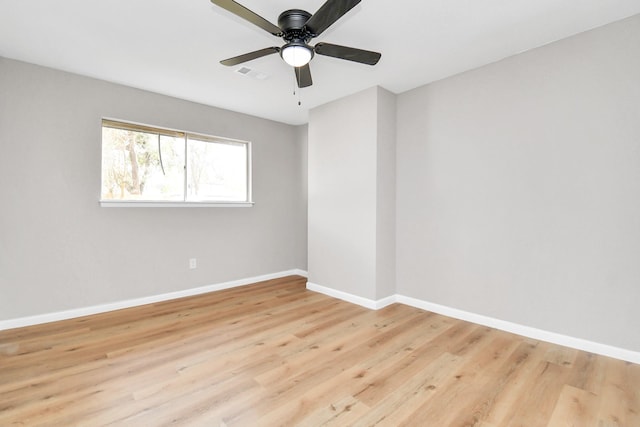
[476,340,549,425]
[440,333,532,426]
[396,332,521,426]
[565,350,607,394]
[351,351,465,426]
[504,361,573,426]
[223,307,431,426]
[256,312,450,425]
[595,359,640,427]
[1,275,638,426]
[352,319,473,408]
[301,395,371,426]
[546,385,600,427]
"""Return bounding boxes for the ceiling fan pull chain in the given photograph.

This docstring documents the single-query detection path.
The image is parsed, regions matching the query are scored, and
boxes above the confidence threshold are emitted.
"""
[293,75,301,105]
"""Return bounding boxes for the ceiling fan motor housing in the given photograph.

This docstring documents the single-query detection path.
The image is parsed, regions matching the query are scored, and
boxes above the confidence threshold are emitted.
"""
[278,9,312,42]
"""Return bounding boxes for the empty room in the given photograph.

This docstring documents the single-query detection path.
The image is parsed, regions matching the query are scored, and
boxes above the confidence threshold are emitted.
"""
[1,0,639,425]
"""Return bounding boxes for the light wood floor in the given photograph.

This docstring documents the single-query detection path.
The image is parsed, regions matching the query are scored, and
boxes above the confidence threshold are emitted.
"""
[1,276,638,426]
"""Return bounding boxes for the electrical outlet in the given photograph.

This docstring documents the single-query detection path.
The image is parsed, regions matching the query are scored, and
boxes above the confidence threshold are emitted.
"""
[189,258,197,269]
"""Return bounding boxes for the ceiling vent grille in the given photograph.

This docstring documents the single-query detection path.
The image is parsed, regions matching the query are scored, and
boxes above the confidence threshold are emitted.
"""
[235,66,269,80]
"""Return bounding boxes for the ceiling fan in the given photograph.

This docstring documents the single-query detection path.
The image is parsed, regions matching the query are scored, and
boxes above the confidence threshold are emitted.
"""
[210,0,381,88]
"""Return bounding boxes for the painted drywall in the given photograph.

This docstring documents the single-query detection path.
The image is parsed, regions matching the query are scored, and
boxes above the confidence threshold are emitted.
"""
[396,14,640,351]
[375,87,397,299]
[294,123,309,263]
[308,88,378,299]
[0,58,307,320]
[308,86,396,301]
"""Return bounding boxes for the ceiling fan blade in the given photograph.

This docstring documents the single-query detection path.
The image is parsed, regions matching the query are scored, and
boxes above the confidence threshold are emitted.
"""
[315,42,381,65]
[210,0,282,36]
[304,0,361,37]
[220,47,280,66]
[295,64,313,88]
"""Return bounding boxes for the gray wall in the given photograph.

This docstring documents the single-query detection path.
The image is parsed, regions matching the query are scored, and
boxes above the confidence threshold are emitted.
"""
[308,87,378,299]
[294,123,309,264]
[308,86,396,301]
[396,14,640,351]
[0,58,307,320]
[375,88,397,299]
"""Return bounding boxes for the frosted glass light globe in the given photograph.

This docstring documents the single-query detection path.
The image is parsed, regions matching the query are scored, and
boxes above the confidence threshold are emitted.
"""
[281,44,312,67]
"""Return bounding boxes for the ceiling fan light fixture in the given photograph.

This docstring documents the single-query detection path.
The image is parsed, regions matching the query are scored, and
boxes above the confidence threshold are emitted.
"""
[212,0,382,89]
[281,43,313,67]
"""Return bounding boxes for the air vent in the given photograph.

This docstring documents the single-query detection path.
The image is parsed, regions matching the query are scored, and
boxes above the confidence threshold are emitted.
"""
[235,66,269,81]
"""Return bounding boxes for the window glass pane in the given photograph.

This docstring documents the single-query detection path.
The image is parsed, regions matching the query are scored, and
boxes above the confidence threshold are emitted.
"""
[101,120,251,205]
[186,137,248,202]
[101,127,184,201]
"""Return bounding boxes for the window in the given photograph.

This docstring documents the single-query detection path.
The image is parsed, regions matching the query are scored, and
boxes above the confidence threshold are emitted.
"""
[100,119,252,206]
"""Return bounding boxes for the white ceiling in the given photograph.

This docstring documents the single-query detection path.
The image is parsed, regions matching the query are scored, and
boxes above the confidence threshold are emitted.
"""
[1,0,639,125]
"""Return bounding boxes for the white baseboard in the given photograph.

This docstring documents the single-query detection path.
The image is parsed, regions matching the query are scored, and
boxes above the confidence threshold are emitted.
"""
[306,283,640,365]
[395,295,640,365]
[306,282,395,310]
[3,270,637,365]
[0,269,308,331]
[375,294,397,310]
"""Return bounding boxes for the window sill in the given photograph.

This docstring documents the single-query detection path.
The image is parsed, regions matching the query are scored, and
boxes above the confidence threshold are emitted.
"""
[99,200,254,208]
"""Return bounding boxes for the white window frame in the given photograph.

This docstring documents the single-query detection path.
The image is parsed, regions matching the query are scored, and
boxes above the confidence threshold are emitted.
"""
[99,118,253,208]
